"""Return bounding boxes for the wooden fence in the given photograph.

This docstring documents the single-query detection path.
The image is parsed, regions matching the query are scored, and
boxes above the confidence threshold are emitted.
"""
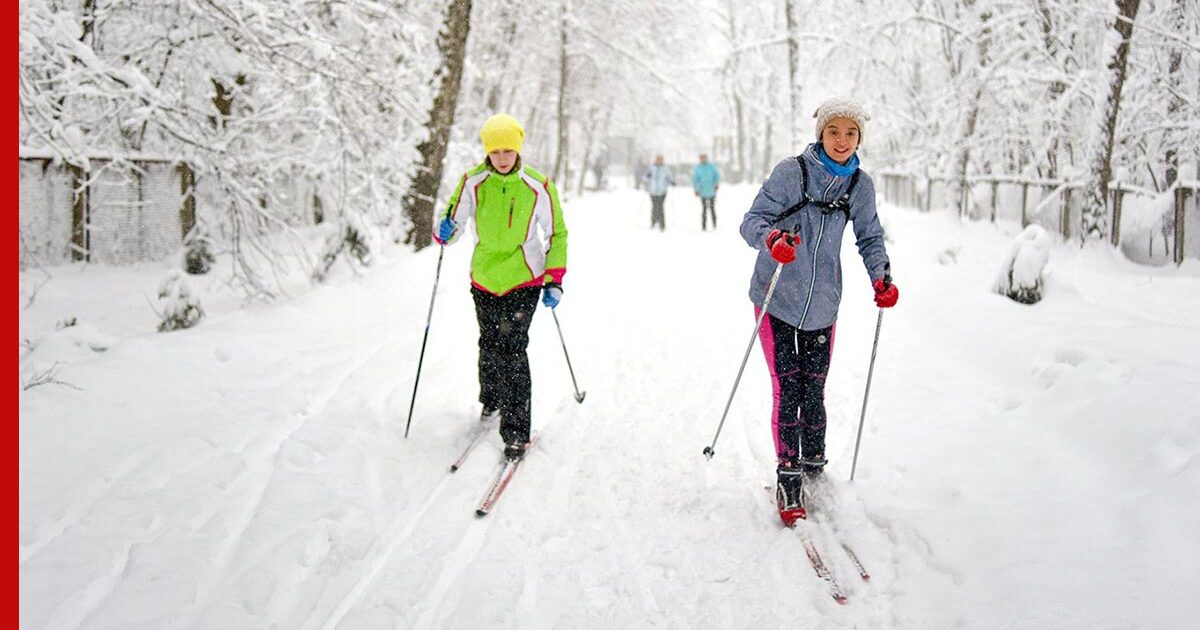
[876,172,1197,265]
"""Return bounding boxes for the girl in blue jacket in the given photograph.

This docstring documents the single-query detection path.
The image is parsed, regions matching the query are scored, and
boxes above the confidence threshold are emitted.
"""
[739,97,899,524]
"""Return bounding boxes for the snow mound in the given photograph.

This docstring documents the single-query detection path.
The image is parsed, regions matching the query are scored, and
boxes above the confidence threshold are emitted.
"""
[994,224,1051,304]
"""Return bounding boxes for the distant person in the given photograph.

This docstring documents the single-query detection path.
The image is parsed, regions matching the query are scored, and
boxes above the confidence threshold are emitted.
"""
[592,156,606,190]
[692,153,720,230]
[739,97,898,526]
[433,113,570,461]
[642,155,673,231]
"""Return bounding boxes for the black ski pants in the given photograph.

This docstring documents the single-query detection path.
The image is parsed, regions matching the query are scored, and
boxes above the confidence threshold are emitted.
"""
[755,308,834,463]
[650,194,666,230]
[700,196,716,230]
[472,286,540,444]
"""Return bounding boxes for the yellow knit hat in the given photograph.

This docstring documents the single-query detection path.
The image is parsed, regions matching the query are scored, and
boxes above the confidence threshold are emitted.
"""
[480,113,524,154]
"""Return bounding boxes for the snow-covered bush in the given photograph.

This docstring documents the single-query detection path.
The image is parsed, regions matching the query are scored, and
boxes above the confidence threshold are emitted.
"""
[312,214,379,282]
[994,225,1051,304]
[182,223,215,275]
[156,271,204,332]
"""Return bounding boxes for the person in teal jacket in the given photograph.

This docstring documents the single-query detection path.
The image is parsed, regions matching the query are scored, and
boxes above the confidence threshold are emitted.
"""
[433,113,569,461]
[692,154,721,230]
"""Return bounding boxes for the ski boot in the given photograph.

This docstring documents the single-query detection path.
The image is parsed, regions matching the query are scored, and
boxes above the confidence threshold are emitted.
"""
[500,415,530,462]
[799,453,827,476]
[503,439,529,462]
[480,404,500,424]
[775,462,807,527]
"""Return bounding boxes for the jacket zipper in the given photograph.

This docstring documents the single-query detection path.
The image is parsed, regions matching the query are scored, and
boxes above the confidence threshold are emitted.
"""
[500,178,515,228]
[798,173,840,328]
[799,214,827,328]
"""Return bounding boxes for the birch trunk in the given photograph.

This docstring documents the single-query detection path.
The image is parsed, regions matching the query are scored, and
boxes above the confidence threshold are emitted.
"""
[1082,0,1140,241]
[401,0,474,249]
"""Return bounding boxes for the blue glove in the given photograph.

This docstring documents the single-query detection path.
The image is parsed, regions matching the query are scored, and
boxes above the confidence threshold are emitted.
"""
[542,283,563,309]
[435,217,456,243]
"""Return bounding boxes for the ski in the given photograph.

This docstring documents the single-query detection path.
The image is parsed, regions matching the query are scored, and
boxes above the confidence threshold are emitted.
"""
[802,479,871,582]
[840,542,871,582]
[799,529,848,605]
[766,484,848,604]
[449,421,493,473]
[475,432,539,517]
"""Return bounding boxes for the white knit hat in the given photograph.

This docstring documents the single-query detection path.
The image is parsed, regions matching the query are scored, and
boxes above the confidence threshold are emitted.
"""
[813,97,869,143]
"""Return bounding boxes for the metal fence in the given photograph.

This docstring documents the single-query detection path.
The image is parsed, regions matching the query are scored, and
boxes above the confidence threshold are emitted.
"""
[19,156,195,269]
[18,155,329,269]
[876,172,1198,265]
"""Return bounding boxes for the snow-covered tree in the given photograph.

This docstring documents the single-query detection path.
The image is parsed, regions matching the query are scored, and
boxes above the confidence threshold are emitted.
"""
[20,0,439,293]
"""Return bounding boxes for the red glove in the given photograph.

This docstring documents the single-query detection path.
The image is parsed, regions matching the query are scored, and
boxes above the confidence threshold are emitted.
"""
[873,278,899,308]
[765,229,800,264]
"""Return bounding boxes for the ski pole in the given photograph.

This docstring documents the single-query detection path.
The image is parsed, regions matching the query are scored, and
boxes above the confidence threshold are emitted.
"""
[703,260,785,460]
[850,267,890,480]
[550,308,586,403]
[404,245,446,438]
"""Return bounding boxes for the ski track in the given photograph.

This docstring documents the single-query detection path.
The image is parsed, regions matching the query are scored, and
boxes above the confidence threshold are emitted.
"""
[177,332,400,630]
[48,542,136,630]
[19,446,156,566]
[317,468,455,630]
[409,480,500,630]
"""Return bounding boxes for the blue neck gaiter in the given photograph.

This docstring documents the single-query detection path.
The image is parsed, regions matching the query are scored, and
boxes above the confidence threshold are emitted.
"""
[817,145,860,177]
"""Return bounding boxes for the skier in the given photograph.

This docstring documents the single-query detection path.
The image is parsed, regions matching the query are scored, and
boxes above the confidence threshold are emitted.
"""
[642,154,674,231]
[739,97,899,525]
[433,113,569,461]
[692,153,720,230]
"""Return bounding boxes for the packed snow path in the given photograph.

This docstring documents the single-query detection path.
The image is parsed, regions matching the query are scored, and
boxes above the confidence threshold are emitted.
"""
[20,183,1200,629]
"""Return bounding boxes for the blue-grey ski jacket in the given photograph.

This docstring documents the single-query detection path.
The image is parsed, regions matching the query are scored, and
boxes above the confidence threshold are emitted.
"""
[739,143,890,330]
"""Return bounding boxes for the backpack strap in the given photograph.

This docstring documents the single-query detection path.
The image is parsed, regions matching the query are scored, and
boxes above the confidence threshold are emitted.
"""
[796,155,859,219]
[775,155,861,228]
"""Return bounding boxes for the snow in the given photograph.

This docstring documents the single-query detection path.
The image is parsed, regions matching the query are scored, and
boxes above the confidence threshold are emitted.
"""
[993,224,1051,303]
[19,180,1200,629]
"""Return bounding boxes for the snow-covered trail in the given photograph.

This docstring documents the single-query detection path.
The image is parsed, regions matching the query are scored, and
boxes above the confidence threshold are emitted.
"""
[20,180,1200,629]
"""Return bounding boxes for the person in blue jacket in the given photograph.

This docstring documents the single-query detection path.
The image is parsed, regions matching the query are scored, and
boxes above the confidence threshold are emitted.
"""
[642,155,674,231]
[739,97,900,524]
[692,153,721,230]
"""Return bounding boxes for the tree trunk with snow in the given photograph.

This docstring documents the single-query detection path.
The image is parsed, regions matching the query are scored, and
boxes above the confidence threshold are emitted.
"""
[784,0,803,147]
[733,94,747,183]
[1164,0,1186,187]
[725,2,748,183]
[553,1,569,183]
[1033,0,1068,180]
[401,0,474,250]
[1082,0,1140,241]
[955,4,991,219]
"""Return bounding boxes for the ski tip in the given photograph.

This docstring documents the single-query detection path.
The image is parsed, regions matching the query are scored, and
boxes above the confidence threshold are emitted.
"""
[474,509,488,518]
[834,595,848,606]
[449,465,460,473]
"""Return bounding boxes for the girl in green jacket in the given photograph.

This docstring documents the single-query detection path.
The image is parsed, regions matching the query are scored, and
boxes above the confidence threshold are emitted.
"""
[433,113,569,460]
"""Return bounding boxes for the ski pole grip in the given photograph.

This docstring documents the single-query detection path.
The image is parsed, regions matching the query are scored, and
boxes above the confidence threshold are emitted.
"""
[882,262,892,289]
